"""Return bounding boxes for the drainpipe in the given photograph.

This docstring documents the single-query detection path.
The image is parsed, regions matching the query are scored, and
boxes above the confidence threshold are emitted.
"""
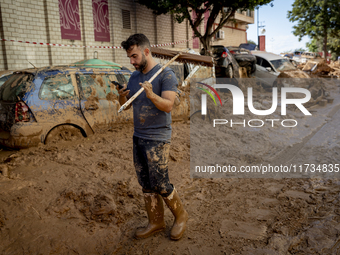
[0,3,8,70]
[154,14,157,44]
[110,1,115,62]
[43,0,53,65]
[80,0,87,59]
[171,14,175,48]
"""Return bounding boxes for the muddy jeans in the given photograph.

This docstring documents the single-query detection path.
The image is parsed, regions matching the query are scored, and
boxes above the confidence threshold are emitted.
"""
[133,136,174,197]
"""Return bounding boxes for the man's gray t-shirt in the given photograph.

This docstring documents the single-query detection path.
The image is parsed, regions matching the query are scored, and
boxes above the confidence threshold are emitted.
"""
[127,64,178,141]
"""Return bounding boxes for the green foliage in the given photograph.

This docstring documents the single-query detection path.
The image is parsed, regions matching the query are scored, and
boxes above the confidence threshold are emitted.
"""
[306,36,340,60]
[288,0,340,39]
[306,38,321,52]
[247,39,257,45]
[328,36,340,60]
[287,0,340,58]
[137,0,273,53]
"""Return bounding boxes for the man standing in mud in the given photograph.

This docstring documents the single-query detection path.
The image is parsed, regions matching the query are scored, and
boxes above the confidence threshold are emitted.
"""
[117,34,188,240]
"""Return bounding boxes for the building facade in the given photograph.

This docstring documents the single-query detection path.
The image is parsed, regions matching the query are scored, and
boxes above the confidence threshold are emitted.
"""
[0,1,254,71]
[212,9,254,47]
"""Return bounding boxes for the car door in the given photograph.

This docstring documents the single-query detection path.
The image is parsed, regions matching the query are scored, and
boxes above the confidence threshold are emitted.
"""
[76,71,132,132]
[32,72,91,138]
[254,56,278,87]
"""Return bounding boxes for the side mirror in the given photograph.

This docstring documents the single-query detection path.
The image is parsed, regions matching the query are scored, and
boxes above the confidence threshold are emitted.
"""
[266,67,272,72]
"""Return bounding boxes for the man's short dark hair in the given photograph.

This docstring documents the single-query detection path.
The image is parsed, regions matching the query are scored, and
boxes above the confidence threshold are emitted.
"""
[121,34,151,51]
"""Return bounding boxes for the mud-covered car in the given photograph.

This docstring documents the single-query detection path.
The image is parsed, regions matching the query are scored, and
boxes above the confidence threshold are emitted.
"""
[239,43,257,51]
[0,63,133,148]
[201,45,239,78]
[227,46,256,76]
[251,51,309,88]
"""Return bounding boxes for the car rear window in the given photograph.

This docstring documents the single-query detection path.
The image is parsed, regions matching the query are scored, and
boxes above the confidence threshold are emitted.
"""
[0,73,34,101]
[228,48,239,54]
[212,46,225,56]
[0,74,12,87]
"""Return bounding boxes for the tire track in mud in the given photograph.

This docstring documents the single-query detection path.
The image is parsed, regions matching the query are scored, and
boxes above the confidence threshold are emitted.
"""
[270,103,340,166]
[1,120,340,254]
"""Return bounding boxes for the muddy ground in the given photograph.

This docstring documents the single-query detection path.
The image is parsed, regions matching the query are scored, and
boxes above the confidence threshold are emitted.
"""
[1,83,340,254]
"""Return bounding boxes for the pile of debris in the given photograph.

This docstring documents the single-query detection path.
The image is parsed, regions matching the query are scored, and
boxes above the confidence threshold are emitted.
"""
[297,59,340,78]
[329,61,340,77]
[277,59,339,109]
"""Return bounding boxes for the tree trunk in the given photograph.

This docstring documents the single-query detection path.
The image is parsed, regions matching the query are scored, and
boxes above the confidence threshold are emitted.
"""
[200,36,212,56]
[323,25,328,60]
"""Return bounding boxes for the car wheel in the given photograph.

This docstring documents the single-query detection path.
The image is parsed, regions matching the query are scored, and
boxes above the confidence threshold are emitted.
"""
[45,125,84,144]
[226,65,233,78]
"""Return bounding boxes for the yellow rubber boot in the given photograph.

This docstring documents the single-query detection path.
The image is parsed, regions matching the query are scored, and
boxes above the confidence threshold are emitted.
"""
[163,188,188,240]
[135,193,166,239]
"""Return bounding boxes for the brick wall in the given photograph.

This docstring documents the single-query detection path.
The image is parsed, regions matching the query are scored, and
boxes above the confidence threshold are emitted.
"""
[1,0,51,70]
[173,18,188,50]
[156,14,172,48]
[111,0,137,67]
[212,21,248,47]
[0,1,250,71]
[0,0,191,71]
[220,27,248,47]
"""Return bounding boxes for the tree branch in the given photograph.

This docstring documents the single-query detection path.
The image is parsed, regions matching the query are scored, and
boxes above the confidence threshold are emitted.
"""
[186,8,203,39]
[210,8,235,38]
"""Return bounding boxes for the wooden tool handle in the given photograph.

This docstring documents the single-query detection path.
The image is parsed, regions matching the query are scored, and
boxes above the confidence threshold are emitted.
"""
[118,52,182,113]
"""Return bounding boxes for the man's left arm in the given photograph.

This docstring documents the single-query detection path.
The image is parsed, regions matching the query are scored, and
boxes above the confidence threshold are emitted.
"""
[140,80,176,113]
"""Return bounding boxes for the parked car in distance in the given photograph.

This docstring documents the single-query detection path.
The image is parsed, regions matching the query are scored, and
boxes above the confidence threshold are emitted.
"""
[251,51,297,87]
[300,52,322,64]
[0,71,13,87]
[239,43,258,51]
[291,51,303,63]
[201,45,239,78]
[227,46,256,76]
[0,61,133,148]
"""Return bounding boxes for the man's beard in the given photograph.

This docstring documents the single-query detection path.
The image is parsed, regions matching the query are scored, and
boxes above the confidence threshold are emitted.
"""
[135,53,148,72]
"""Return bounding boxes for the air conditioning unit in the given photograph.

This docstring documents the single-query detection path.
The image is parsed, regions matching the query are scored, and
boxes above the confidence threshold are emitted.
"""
[216,30,225,40]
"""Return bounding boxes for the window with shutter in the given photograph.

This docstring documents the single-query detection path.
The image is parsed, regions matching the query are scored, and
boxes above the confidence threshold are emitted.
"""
[122,10,131,29]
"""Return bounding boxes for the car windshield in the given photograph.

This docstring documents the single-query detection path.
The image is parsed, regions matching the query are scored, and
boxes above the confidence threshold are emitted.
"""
[270,59,296,71]
[0,73,34,101]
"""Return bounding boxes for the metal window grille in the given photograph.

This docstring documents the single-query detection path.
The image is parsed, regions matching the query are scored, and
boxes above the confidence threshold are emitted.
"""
[122,10,131,29]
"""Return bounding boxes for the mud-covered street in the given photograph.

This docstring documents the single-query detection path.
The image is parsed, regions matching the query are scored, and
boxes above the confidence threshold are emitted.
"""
[0,122,339,254]
[0,81,340,255]
[2,0,340,253]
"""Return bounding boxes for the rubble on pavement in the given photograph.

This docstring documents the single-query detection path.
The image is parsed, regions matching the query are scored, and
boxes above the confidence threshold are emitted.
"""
[297,59,340,78]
